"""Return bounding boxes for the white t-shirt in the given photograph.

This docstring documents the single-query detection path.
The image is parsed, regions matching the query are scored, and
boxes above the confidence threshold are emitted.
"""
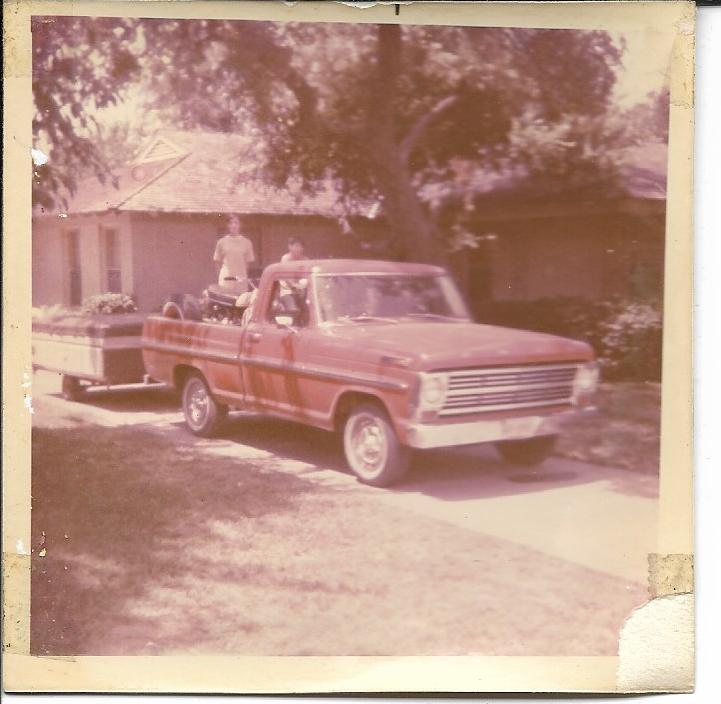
[214,235,255,286]
[278,252,309,298]
[281,252,308,262]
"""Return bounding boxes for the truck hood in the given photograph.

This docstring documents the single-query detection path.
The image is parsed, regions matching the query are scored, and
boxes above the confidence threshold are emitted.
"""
[320,321,593,371]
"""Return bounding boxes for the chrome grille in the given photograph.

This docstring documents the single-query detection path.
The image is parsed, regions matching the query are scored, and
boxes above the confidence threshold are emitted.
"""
[440,362,580,416]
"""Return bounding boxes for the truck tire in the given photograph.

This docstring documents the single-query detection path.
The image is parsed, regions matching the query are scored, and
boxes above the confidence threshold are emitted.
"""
[181,373,227,437]
[495,435,558,466]
[343,404,410,487]
[162,295,202,321]
[181,295,203,321]
[162,301,183,319]
[61,375,86,402]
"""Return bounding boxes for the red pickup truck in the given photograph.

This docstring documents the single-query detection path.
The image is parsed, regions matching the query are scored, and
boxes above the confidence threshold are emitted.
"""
[142,259,598,486]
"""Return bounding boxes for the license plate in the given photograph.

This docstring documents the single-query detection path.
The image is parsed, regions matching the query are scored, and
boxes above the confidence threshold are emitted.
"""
[502,417,541,438]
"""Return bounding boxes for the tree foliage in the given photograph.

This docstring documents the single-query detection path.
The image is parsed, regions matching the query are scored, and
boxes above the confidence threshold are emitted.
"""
[33,17,642,261]
[138,20,625,260]
[31,15,139,210]
[622,87,670,143]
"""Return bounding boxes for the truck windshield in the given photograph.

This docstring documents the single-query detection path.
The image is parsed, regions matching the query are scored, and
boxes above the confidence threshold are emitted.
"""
[315,274,471,324]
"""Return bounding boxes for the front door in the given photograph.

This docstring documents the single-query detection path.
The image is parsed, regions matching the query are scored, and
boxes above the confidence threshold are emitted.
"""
[241,275,311,418]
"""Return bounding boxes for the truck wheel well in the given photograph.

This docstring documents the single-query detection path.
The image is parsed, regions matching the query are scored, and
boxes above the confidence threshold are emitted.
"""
[173,364,200,390]
[333,391,389,432]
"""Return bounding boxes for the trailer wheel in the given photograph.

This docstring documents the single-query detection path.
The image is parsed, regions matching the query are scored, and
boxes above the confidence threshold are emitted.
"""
[181,373,226,437]
[61,375,86,402]
[343,404,410,487]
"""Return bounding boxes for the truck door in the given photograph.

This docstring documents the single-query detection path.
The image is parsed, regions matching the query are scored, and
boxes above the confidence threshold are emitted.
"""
[241,275,310,418]
[195,323,245,402]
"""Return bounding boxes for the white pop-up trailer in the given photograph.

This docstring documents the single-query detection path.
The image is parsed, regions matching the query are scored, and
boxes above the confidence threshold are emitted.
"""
[32,312,149,400]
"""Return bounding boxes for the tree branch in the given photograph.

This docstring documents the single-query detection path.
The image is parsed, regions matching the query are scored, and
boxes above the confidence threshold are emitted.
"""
[399,95,458,164]
[284,65,318,126]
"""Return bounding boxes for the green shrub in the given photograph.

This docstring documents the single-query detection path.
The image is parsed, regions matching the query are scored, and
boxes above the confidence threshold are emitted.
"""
[80,293,138,315]
[598,302,662,381]
[473,297,662,382]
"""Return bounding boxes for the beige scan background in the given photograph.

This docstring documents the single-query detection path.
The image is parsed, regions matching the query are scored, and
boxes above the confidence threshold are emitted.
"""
[2,0,695,693]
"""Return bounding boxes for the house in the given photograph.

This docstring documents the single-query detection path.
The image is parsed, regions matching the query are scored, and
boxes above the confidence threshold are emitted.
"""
[32,129,374,312]
[446,141,668,304]
[33,129,667,313]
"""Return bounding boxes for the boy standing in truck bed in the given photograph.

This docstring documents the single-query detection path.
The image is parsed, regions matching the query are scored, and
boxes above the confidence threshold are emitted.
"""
[213,214,255,294]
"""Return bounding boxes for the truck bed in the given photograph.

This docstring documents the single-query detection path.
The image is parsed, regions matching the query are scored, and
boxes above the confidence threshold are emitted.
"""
[142,316,248,405]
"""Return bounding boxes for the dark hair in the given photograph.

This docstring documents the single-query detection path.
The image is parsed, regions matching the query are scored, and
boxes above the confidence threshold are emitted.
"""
[288,237,304,247]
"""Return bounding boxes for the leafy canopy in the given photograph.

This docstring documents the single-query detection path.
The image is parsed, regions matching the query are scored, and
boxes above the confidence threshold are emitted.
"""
[32,16,139,210]
[141,22,622,199]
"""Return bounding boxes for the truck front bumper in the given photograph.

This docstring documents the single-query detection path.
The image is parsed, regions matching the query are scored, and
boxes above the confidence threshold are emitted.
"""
[404,408,594,450]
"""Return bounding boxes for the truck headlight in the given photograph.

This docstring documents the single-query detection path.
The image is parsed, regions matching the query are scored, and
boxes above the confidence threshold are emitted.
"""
[572,362,600,404]
[417,372,449,412]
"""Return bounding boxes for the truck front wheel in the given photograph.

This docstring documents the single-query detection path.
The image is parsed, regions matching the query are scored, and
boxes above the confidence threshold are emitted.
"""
[343,404,410,487]
[182,373,227,437]
[495,435,558,466]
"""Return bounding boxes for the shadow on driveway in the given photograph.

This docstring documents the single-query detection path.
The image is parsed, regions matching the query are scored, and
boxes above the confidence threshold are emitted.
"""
[201,413,659,502]
[36,370,658,504]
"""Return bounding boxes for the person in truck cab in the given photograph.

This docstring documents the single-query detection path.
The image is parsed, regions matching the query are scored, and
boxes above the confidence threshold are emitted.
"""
[278,237,309,313]
[281,236,308,263]
[213,214,256,294]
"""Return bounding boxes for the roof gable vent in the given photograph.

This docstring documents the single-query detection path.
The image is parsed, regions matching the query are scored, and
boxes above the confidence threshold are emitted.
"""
[135,136,186,165]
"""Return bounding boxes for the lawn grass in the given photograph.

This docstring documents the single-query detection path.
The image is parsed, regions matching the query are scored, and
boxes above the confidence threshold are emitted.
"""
[557,382,661,473]
[31,423,646,656]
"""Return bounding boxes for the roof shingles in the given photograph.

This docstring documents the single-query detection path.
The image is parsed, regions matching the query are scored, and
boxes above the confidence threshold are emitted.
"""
[52,129,354,218]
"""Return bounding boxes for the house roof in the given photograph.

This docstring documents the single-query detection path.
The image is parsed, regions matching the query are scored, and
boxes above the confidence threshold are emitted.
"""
[43,129,365,219]
[40,129,667,220]
[421,140,668,208]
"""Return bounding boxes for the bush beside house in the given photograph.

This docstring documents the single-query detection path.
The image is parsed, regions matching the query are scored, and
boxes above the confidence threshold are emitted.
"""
[80,293,138,315]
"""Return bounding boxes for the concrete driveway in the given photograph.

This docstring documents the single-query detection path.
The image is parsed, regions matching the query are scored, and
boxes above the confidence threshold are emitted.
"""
[31,371,657,588]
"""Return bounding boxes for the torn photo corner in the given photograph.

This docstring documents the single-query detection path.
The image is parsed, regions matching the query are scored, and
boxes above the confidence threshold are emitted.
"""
[2,0,694,695]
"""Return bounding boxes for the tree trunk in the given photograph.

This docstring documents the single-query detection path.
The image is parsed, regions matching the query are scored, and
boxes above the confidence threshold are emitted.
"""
[368,24,444,265]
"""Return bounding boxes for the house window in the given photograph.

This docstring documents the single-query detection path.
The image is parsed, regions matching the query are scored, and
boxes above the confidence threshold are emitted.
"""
[66,230,82,306]
[103,228,122,293]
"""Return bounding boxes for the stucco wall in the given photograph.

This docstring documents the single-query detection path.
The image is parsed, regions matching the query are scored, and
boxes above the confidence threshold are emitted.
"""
[32,212,133,308]
[35,205,659,313]
[32,218,65,307]
[130,213,218,312]
[128,212,365,312]
[243,214,362,267]
[462,211,665,303]
[34,210,366,312]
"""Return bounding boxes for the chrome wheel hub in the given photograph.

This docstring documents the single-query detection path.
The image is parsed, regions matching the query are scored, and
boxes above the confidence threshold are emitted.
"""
[187,383,208,426]
[349,415,387,476]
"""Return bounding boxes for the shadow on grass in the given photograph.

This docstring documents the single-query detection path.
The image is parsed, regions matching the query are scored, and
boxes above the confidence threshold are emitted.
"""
[31,421,652,657]
[51,384,181,414]
[31,424,315,655]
